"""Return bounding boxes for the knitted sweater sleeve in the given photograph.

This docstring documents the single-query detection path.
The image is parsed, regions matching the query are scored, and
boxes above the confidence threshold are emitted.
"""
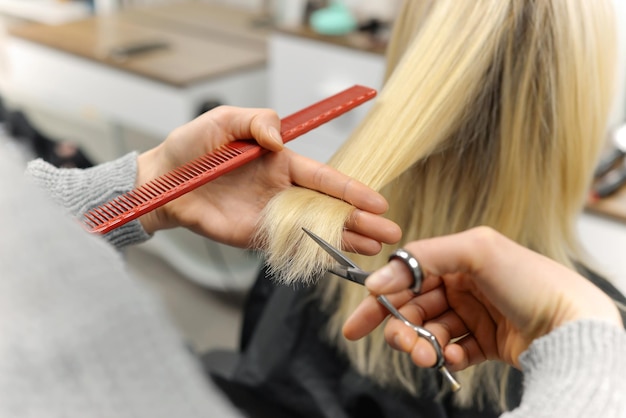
[25,152,151,249]
[1,148,243,418]
[502,319,626,418]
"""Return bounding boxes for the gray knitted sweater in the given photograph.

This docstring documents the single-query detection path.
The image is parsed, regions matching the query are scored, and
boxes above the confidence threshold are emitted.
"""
[0,151,624,417]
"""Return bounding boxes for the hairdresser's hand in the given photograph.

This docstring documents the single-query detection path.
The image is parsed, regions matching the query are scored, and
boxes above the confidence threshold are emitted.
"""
[343,227,622,370]
[136,106,400,251]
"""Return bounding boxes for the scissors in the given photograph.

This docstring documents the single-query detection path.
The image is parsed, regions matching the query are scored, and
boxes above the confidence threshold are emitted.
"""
[302,228,461,392]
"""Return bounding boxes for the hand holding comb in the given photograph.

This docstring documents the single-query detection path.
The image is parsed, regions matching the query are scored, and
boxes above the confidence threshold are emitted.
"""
[82,85,377,235]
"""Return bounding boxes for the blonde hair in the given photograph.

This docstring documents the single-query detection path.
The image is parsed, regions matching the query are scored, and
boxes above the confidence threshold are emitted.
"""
[254,0,617,411]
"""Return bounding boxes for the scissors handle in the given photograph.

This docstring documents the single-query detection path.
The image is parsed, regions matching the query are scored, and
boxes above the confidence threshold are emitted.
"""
[376,295,461,392]
[389,248,423,293]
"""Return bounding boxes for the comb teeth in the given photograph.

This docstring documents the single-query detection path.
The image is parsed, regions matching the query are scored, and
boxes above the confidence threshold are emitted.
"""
[82,142,254,233]
[82,85,377,235]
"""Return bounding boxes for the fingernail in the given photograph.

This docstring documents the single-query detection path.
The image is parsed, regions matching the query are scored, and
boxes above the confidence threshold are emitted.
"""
[268,126,283,148]
[365,264,395,290]
[392,333,402,350]
[392,332,412,352]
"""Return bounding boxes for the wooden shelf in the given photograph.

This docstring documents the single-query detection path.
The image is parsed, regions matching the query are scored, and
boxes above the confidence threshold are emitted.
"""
[8,2,268,88]
[276,24,387,56]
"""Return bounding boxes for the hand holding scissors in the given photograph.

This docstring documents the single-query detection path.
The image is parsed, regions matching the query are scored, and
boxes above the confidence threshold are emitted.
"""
[342,227,623,373]
[303,228,461,391]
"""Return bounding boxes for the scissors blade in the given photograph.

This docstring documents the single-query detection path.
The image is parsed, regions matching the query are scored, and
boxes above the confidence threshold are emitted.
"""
[301,228,370,285]
[302,228,358,268]
[328,265,369,286]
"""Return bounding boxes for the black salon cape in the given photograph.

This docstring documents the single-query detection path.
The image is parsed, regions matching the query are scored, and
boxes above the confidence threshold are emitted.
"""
[203,264,626,418]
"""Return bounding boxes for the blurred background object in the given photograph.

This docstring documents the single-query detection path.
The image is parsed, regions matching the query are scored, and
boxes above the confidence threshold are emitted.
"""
[592,124,626,200]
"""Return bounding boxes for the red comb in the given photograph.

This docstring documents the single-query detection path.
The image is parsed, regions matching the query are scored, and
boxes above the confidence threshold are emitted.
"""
[82,85,377,234]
